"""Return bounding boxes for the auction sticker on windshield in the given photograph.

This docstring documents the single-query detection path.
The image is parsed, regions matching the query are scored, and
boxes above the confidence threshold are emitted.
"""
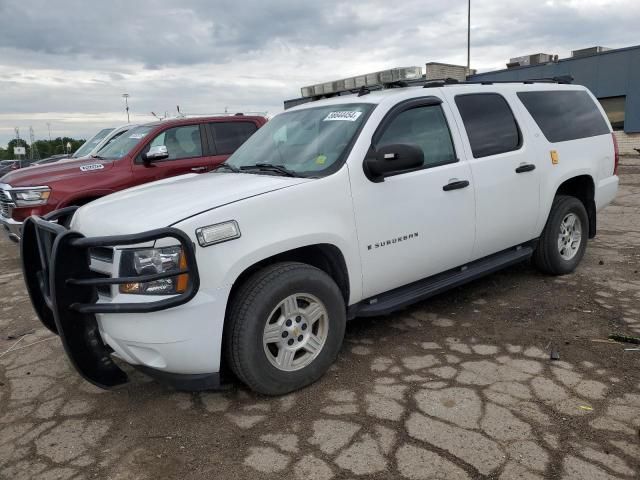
[323,111,363,122]
[129,133,147,139]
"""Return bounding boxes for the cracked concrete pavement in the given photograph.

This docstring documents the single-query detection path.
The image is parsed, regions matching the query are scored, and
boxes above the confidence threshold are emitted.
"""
[1,157,639,479]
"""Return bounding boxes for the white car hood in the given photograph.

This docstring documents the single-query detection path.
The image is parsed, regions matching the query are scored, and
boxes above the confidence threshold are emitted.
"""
[72,172,311,236]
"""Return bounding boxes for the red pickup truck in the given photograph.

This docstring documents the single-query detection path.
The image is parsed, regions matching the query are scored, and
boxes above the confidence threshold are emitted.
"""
[0,115,266,242]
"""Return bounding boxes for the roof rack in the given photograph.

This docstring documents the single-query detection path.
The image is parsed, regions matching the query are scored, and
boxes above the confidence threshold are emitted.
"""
[422,77,461,88]
[357,85,371,97]
[423,75,573,88]
[458,75,574,85]
[176,111,268,117]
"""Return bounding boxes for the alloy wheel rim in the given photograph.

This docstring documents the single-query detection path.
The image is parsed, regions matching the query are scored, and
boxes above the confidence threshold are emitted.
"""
[262,293,329,372]
[557,212,582,261]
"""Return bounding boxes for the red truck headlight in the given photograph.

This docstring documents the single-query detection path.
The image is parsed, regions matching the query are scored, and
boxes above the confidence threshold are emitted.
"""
[14,187,51,206]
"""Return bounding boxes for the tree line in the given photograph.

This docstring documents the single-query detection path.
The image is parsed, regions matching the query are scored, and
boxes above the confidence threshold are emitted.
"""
[0,137,86,161]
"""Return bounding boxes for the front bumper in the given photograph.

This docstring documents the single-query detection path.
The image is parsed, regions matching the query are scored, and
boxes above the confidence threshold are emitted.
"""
[20,209,221,390]
[0,214,21,243]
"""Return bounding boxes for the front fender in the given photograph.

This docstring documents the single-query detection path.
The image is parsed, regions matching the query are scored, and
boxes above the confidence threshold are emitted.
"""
[175,169,363,305]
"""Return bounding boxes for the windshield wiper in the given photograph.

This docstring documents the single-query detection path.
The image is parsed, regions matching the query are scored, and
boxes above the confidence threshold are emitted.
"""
[213,162,240,173]
[240,163,297,177]
[90,154,106,160]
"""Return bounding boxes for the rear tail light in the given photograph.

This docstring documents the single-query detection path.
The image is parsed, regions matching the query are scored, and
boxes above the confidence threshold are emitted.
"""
[612,132,619,176]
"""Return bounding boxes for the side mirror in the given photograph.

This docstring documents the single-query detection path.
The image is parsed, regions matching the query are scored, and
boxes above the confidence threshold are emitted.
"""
[364,144,424,181]
[142,145,169,164]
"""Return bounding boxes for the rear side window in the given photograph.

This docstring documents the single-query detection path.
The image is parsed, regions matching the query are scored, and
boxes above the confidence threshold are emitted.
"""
[210,122,258,155]
[517,90,610,142]
[455,94,521,158]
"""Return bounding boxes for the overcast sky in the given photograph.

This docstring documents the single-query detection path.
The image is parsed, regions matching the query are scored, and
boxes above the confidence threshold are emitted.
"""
[0,0,637,148]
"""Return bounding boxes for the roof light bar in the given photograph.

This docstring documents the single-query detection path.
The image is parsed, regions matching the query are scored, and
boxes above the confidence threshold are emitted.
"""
[300,66,423,98]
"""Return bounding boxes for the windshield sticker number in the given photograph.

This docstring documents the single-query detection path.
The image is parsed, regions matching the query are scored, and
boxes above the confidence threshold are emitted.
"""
[129,133,147,139]
[80,163,104,172]
[323,111,362,122]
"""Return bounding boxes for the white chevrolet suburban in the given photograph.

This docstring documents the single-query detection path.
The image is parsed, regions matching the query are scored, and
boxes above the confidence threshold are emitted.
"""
[21,69,619,395]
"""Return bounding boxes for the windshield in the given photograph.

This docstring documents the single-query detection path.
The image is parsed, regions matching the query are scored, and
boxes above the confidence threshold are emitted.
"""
[96,126,154,159]
[226,103,374,176]
[72,128,114,158]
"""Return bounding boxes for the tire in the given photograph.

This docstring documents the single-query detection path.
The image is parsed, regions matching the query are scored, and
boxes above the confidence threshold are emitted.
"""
[533,195,588,275]
[225,262,346,395]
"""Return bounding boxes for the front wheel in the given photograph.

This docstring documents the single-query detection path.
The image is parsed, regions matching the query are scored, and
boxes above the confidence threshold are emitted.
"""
[225,262,346,395]
[533,195,588,275]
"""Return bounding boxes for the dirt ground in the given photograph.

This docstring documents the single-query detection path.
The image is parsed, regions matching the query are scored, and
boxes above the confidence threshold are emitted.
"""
[1,157,639,480]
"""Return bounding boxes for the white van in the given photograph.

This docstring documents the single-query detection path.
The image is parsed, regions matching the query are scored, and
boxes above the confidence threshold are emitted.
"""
[21,69,619,395]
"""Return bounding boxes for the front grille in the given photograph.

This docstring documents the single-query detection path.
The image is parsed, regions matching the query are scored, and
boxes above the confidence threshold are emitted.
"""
[93,271,112,298]
[23,212,199,315]
[90,247,114,263]
[89,247,114,298]
[0,188,14,218]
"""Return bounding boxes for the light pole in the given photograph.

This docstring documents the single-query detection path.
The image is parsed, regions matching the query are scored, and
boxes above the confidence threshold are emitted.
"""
[122,93,130,123]
[466,0,471,70]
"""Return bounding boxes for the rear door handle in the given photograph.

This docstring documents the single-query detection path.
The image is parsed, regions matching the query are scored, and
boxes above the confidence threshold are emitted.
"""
[442,180,470,191]
[515,163,536,173]
[191,166,208,172]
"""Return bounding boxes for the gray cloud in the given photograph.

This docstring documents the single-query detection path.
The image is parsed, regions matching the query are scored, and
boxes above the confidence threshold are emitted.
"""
[0,0,638,146]
[1,0,445,67]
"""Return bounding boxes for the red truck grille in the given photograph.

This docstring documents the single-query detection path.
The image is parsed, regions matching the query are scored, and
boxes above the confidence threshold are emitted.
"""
[0,188,14,219]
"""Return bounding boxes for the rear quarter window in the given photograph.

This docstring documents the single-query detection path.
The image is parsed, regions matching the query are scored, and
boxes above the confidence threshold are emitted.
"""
[517,90,610,143]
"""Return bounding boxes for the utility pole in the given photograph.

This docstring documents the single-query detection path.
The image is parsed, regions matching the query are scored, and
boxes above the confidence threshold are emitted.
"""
[467,0,471,70]
[29,126,40,161]
[14,127,22,160]
[46,122,52,142]
[122,93,130,123]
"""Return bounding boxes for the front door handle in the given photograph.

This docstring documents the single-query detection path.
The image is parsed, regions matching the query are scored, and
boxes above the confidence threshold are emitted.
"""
[191,166,208,172]
[515,163,536,173]
[442,180,470,191]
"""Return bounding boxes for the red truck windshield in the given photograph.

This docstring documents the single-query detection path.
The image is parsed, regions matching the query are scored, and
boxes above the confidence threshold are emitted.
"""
[97,126,154,159]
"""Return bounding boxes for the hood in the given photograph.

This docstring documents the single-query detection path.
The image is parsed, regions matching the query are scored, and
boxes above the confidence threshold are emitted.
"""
[1,157,115,187]
[72,172,311,236]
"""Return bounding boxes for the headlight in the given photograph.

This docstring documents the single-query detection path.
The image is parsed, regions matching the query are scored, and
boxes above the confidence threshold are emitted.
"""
[14,187,51,206]
[118,246,189,295]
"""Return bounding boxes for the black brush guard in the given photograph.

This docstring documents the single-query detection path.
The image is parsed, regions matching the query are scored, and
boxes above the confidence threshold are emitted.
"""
[20,207,200,389]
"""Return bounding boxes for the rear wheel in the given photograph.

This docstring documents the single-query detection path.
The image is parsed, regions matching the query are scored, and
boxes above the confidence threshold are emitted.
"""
[533,195,588,275]
[225,262,346,395]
